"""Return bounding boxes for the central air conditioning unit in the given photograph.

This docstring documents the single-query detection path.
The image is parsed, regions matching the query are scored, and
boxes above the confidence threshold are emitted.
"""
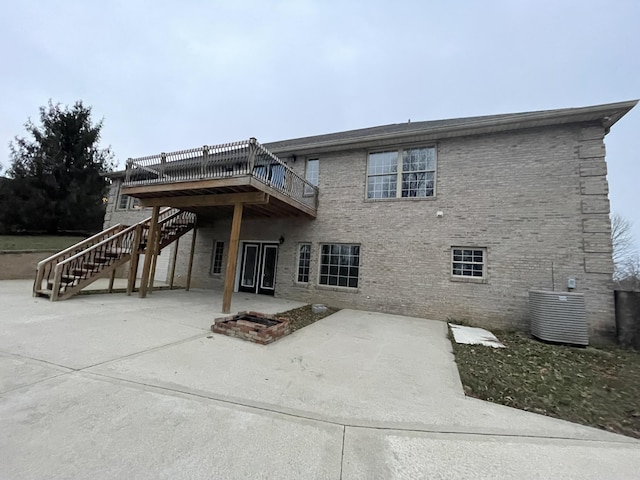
[529,290,588,346]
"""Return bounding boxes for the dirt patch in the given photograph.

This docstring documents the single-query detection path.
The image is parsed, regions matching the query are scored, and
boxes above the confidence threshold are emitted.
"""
[276,304,340,332]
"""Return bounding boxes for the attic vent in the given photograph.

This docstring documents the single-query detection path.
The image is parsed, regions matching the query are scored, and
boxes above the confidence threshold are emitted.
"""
[529,290,588,346]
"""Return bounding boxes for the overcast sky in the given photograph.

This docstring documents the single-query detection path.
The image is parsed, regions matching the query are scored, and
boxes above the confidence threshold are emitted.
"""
[1,0,638,247]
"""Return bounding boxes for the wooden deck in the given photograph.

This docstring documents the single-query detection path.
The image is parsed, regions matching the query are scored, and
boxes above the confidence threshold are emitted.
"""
[121,138,318,218]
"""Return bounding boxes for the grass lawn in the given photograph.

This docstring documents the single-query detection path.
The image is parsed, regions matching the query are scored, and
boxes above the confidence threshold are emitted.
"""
[451,329,640,439]
[0,235,86,251]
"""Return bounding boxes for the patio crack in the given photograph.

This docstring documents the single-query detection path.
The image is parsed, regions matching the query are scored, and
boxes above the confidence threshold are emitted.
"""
[339,425,346,480]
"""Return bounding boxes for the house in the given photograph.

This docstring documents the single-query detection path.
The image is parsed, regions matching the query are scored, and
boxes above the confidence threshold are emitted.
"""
[43,100,638,342]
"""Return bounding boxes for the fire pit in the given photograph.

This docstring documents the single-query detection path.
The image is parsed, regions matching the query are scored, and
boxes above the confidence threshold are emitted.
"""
[211,311,290,344]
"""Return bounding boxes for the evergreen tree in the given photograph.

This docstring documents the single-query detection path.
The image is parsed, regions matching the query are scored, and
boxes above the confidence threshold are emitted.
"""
[2,101,114,233]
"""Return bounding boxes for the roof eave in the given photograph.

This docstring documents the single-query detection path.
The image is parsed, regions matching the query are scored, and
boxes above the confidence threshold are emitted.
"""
[268,99,639,156]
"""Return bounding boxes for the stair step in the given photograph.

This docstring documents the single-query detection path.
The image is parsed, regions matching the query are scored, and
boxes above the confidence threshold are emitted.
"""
[35,289,52,298]
[94,257,109,263]
[72,269,92,276]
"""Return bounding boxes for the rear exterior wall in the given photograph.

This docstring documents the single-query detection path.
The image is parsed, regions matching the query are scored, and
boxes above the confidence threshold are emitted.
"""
[170,124,615,341]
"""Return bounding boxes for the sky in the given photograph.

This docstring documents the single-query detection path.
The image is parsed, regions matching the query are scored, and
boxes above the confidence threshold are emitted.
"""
[1,0,638,248]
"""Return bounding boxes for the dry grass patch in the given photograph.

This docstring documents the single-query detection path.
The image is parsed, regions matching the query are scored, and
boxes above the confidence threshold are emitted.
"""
[451,329,640,439]
[276,304,340,332]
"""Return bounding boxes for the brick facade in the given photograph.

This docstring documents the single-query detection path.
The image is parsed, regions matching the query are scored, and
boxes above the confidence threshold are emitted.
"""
[106,107,632,343]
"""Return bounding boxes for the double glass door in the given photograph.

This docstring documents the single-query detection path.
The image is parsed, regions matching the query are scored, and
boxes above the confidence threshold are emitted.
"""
[239,243,278,295]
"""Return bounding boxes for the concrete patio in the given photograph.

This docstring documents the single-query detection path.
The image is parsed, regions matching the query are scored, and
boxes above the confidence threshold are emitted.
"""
[0,280,639,479]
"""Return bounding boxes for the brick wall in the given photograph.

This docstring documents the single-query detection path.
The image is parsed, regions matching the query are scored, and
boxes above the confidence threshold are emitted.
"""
[169,123,616,341]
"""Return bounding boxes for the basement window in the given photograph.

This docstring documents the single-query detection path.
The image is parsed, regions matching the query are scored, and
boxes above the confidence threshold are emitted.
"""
[297,243,311,283]
[451,248,486,280]
[319,244,360,288]
[210,241,224,275]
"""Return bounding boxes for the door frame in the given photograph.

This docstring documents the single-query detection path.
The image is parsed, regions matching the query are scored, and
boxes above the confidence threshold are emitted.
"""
[234,240,280,294]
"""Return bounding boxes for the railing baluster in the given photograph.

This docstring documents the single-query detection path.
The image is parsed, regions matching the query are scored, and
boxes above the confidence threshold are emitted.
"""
[122,139,319,212]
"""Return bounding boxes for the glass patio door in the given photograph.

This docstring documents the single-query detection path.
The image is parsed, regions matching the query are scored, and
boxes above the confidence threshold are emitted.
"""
[239,242,278,296]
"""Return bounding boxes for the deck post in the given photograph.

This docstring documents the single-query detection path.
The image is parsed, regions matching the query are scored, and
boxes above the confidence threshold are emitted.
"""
[127,224,143,296]
[139,206,160,298]
[147,224,161,295]
[186,225,197,291]
[222,202,243,313]
[169,238,179,289]
[108,269,116,293]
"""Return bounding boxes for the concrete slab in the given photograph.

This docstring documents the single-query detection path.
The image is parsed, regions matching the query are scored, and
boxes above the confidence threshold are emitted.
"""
[0,373,343,480]
[0,281,303,369]
[0,352,70,394]
[88,309,632,442]
[1,280,638,478]
[342,426,640,479]
[89,310,465,423]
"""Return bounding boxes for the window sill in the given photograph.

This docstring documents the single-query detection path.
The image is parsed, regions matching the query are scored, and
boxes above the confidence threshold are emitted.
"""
[450,276,487,284]
[316,284,359,293]
[364,196,437,203]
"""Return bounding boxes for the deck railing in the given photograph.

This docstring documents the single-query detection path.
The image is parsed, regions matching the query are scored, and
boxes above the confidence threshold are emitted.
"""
[123,138,318,211]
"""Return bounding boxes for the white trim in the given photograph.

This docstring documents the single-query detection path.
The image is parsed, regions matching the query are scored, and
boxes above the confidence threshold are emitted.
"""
[259,244,279,291]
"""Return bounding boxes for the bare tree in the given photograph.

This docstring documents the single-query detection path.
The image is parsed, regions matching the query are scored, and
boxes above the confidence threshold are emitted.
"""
[611,213,639,281]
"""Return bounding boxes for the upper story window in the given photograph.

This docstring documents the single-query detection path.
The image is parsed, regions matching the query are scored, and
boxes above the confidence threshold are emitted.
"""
[117,193,141,210]
[367,146,436,199]
[304,159,318,196]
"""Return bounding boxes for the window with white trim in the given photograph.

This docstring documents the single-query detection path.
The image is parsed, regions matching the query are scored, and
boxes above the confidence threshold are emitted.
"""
[367,146,436,199]
[319,244,360,288]
[297,243,311,283]
[451,248,486,279]
[117,184,141,210]
[210,241,224,275]
[304,158,318,196]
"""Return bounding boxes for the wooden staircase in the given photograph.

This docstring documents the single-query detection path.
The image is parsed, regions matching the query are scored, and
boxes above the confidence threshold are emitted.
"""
[33,208,196,301]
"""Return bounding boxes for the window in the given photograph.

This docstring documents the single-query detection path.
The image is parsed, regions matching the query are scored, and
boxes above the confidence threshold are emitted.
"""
[118,193,131,210]
[117,185,141,210]
[304,159,318,195]
[367,147,435,199]
[253,159,286,189]
[452,248,486,279]
[319,244,360,288]
[211,241,224,275]
[297,243,311,283]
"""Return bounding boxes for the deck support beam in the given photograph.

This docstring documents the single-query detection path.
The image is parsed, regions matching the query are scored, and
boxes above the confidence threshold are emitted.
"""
[169,238,179,289]
[139,206,160,298]
[222,203,243,313]
[127,224,143,296]
[147,223,161,295]
[186,225,197,291]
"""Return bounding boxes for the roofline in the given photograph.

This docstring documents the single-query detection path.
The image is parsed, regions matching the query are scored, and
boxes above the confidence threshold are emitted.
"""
[266,100,638,155]
[107,100,637,177]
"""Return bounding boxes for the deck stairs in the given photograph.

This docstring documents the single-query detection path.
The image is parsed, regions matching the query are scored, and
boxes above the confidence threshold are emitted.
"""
[33,208,196,301]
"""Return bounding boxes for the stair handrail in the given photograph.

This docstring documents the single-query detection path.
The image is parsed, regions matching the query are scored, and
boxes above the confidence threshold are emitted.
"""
[52,208,189,292]
[33,224,124,295]
[51,222,142,300]
[42,206,194,299]
[55,224,139,269]
[36,224,123,270]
